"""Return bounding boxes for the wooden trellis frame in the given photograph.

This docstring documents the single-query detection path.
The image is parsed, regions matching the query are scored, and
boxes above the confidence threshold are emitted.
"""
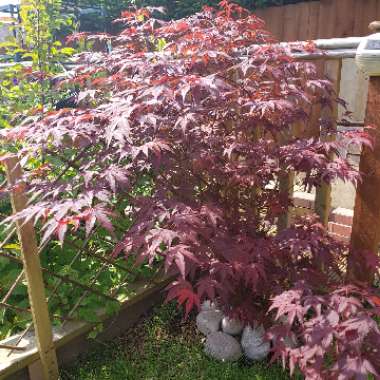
[0,154,162,379]
[4,155,59,380]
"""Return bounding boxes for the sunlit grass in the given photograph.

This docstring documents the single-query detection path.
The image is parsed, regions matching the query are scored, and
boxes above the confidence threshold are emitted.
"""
[61,303,294,380]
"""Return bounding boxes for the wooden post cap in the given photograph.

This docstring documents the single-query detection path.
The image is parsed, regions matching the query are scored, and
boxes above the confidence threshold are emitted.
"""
[369,21,380,33]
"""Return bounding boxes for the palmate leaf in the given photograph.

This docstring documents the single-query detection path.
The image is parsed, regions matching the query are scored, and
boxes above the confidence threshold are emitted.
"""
[164,244,200,278]
[166,280,200,317]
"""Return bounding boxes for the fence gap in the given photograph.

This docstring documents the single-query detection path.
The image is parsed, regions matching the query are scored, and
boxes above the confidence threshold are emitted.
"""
[4,155,59,380]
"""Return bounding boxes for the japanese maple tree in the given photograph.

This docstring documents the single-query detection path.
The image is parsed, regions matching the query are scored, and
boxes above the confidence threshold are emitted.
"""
[2,2,380,379]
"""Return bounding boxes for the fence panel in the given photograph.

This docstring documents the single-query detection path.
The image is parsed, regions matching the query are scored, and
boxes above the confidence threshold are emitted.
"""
[256,0,380,42]
[335,0,356,38]
[317,0,336,39]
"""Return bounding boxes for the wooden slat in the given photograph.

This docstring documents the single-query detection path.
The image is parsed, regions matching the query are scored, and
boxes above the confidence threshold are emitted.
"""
[353,0,367,36]
[334,0,356,37]
[265,5,284,41]
[255,8,271,35]
[306,1,321,40]
[314,59,342,226]
[349,77,380,283]
[298,2,311,40]
[254,8,266,21]
[4,156,59,380]
[257,0,380,42]
[318,0,336,39]
[283,4,300,41]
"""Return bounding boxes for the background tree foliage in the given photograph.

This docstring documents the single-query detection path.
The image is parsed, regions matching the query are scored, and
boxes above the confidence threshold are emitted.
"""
[62,0,313,31]
[0,0,75,129]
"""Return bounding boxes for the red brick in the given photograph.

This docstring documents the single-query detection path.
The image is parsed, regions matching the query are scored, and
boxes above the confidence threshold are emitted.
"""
[330,207,353,226]
[329,232,350,243]
[328,222,352,237]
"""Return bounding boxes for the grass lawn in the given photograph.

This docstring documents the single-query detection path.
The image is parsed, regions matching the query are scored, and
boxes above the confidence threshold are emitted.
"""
[61,303,295,380]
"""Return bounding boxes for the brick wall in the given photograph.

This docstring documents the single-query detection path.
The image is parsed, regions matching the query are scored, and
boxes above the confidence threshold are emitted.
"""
[293,192,353,243]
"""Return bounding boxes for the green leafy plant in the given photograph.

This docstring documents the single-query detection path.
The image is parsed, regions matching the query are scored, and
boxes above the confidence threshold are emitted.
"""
[0,1,164,342]
[0,0,75,129]
[0,0,77,339]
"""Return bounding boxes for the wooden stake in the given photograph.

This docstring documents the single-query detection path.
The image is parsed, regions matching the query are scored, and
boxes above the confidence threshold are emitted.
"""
[4,155,59,380]
[349,77,380,282]
[315,58,342,226]
[277,171,295,231]
[277,124,300,232]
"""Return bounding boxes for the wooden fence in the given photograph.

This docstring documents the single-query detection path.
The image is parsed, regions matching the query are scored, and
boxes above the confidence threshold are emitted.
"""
[255,0,380,41]
[275,36,380,282]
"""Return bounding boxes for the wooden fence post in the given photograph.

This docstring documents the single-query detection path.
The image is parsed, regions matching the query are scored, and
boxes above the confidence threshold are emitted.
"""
[277,171,295,231]
[349,76,380,282]
[277,123,302,232]
[4,155,59,380]
[315,58,342,226]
